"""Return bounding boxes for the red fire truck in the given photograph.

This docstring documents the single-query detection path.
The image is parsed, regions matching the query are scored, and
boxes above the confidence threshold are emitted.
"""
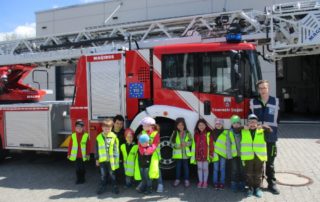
[0,41,261,169]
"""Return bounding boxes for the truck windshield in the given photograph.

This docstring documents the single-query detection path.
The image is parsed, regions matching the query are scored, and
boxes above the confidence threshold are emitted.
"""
[162,50,262,98]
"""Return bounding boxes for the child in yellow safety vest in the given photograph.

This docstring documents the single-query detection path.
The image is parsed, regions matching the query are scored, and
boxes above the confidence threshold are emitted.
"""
[95,118,120,195]
[242,114,272,198]
[212,118,235,190]
[120,128,138,188]
[170,117,193,187]
[67,119,90,184]
[228,115,245,192]
[136,117,163,193]
[135,134,159,194]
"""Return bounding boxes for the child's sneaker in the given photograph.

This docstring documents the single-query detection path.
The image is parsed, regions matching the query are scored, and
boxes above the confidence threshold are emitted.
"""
[254,188,263,198]
[238,181,245,192]
[247,187,254,197]
[156,184,164,193]
[173,179,180,187]
[219,183,225,190]
[214,183,219,190]
[144,186,152,195]
[230,181,237,192]
[197,182,203,188]
[184,180,190,188]
[202,182,208,188]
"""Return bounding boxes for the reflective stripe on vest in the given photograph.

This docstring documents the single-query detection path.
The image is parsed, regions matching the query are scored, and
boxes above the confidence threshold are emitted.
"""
[240,129,267,161]
[228,131,238,158]
[68,132,89,161]
[120,144,138,177]
[96,132,120,170]
[172,131,192,159]
[214,130,228,159]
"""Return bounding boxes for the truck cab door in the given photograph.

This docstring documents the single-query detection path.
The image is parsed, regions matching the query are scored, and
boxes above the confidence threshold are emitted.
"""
[196,51,249,128]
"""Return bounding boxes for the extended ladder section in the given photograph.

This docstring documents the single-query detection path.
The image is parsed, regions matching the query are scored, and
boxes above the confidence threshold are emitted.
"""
[0,0,320,65]
[268,0,320,58]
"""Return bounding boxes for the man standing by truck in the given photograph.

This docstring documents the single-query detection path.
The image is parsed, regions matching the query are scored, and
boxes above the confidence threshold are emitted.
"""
[250,80,280,195]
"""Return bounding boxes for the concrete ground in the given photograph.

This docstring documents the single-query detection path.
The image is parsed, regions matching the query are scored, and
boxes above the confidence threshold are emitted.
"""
[0,123,319,202]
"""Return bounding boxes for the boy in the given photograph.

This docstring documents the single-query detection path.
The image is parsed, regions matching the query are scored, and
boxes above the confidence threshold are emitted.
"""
[95,118,120,195]
[67,119,90,184]
[120,128,138,188]
[228,115,245,192]
[241,114,272,198]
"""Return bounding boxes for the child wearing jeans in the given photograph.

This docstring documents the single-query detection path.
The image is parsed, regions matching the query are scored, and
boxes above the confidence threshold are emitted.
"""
[212,118,230,190]
[95,119,120,195]
[170,117,193,187]
[192,119,212,188]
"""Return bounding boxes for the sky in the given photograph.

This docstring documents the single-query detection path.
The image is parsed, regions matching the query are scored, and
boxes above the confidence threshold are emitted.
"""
[0,0,103,41]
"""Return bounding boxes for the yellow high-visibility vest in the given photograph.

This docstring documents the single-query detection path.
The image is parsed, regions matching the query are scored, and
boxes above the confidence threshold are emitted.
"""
[68,132,89,161]
[120,144,138,177]
[172,131,192,159]
[96,132,119,171]
[133,149,160,180]
[241,129,267,162]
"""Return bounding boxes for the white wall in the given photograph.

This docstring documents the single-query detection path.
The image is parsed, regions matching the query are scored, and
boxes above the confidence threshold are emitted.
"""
[256,46,277,97]
[36,0,298,36]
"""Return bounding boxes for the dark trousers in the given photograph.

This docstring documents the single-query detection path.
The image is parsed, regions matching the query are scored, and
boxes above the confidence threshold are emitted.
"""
[266,142,277,186]
[175,159,190,181]
[140,167,152,190]
[75,158,86,173]
[75,158,86,180]
[244,155,264,189]
[231,157,245,183]
[99,162,117,187]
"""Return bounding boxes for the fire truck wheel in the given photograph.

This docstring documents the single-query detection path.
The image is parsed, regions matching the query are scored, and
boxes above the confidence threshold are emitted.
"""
[154,117,176,179]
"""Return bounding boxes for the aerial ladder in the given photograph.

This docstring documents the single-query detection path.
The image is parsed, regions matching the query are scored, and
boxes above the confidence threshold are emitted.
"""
[0,0,319,67]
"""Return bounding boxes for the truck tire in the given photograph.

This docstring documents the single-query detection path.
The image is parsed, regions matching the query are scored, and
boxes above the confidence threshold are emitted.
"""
[134,117,176,179]
[155,117,176,179]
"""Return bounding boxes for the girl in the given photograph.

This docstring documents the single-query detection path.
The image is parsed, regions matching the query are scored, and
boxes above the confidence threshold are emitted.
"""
[170,117,193,187]
[135,134,153,194]
[137,117,163,193]
[120,128,138,188]
[193,119,212,188]
[212,118,230,190]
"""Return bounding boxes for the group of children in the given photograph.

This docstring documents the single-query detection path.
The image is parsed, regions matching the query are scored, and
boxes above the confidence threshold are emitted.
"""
[67,114,272,198]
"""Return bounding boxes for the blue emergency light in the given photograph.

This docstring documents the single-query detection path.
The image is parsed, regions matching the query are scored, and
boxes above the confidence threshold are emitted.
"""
[226,23,242,43]
[226,33,242,43]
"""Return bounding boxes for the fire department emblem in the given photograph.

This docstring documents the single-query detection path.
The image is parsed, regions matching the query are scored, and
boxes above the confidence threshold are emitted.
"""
[224,97,231,108]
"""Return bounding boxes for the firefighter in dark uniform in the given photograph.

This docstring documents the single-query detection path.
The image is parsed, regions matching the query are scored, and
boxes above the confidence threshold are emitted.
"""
[250,80,280,195]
